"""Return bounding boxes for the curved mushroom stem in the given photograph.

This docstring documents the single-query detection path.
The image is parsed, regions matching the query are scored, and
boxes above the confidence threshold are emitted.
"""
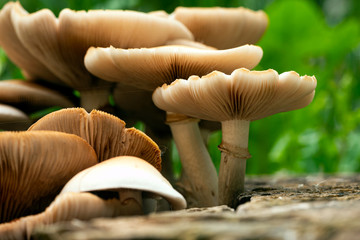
[167,112,218,207]
[118,189,143,215]
[79,87,111,111]
[218,119,251,207]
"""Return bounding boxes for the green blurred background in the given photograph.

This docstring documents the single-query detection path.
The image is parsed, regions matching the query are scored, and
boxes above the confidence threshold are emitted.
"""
[1,0,360,175]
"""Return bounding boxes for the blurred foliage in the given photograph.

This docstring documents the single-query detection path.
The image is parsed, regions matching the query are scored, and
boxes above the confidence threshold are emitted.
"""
[1,0,360,174]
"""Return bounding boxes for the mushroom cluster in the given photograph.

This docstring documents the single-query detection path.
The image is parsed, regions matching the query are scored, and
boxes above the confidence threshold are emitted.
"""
[0,108,186,239]
[0,1,317,235]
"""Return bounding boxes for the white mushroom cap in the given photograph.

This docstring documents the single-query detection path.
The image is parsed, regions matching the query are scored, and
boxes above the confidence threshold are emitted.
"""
[152,68,317,122]
[61,156,186,210]
[84,45,263,91]
[172,6,269,49]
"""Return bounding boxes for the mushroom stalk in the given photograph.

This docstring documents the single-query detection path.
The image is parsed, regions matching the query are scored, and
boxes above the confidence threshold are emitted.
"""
[218,119,251,207]
[118,189,143,215]
[167,113,218,207]
[79,88,110,111]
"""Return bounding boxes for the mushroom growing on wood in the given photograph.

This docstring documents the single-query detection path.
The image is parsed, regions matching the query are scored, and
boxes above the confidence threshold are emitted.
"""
[0,130,97,223]
[84,44,263,207]
[2,2,193,110]
[153,68,317,207]
[61,156,186,212]
[171,6,269,49]
[28,107,161,170]
[0,155,187,240]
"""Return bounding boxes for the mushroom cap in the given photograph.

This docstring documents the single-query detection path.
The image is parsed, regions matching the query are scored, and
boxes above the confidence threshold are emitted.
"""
[0,103,29,130]
[0,2,59,81]
[0,192,144,240]
[84,44,263,91]
[61,156,186,210]
[0,130,97,223]
[0,80,73,112]
[172,6,269,49]
[152,68,317,122]
[28,108,161,170]
[9,2,193,90]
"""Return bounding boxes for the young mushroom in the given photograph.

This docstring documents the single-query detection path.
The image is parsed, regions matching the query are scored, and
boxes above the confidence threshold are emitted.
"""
[3,2,193,110]
[28,107,161,170]
[171,6,269,49]
[84,44,263,207]
[152,68,317,207]
[0,130,97,223]
[0,157,186,240]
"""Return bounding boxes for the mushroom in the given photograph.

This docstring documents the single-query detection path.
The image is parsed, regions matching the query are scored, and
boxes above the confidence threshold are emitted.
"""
[61,156,186,212]
[28,107,162,170]
[84,44,262,207]
[84,44,263,91]
[0,2,59,81]
[6,2,193,110]
[0,103,30,130]
[0,79,73,114]
[0,157,186,240]
[171,6,269,49]
[0,130,97,223]
[152,68,317,207]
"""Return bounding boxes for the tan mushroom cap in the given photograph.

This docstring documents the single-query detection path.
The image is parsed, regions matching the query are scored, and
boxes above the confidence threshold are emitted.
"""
[0,192,140,240]
[0,104,31,130]
[0,80,73,110]
[152,68,317,122]
[28,108,161,170]
[0,2,59,81]
[172,6,269,49]
[0,130,97,223]
[61,156,186,210]
[84,44,263,91]
[10,2,193,90]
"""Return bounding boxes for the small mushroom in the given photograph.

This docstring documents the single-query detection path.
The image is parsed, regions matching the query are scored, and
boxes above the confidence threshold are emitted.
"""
[171,6,269,49]
[152,68,317,207]
[61,156,186,212]
[0,103,30,130]
[0,130,97,223]
[28,107,161,170]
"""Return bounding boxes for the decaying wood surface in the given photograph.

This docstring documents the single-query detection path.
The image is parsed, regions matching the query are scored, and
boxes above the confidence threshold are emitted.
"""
[33,175,360,240]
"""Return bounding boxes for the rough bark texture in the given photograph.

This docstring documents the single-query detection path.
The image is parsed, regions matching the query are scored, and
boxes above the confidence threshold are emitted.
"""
[33,175,360,240]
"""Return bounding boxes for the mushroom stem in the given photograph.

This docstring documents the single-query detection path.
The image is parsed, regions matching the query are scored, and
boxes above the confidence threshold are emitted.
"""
[218,119,251,207]
[167,113,218,207]
[117,189,143,216]
[79,88,110,111]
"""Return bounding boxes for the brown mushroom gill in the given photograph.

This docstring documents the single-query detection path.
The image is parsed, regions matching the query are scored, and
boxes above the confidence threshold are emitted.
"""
[0,130,97,223]
[28,107,162,170]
